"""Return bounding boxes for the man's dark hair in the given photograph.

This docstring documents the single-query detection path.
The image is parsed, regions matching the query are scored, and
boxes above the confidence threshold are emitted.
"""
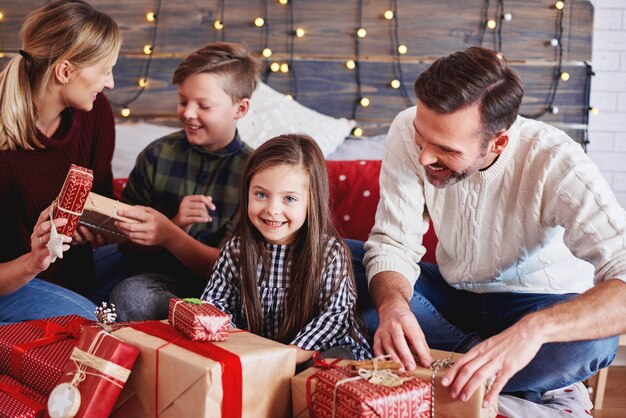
[414,47,524,142]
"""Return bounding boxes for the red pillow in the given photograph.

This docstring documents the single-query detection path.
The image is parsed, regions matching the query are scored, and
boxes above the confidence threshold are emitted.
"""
[325,160,437,264]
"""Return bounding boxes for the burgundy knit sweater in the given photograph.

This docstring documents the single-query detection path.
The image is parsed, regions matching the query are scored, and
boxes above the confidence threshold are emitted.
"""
[0,93,115,294]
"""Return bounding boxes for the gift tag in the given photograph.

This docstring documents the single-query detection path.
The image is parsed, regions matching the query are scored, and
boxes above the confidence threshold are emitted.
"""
[48,382,81,418]
[47,211,64,262]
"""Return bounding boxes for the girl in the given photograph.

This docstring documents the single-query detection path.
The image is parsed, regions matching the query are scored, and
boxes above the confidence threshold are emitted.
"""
[0,0,121,322]
[202,134,371,362]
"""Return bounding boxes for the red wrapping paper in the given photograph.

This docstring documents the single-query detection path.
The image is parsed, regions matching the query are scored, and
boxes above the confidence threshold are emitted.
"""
[308,366,432,418]
[0,374,47,418]
[0,315,92,395]
[52,326,140,418]
[168,298,230,341]
[54,164,93,237]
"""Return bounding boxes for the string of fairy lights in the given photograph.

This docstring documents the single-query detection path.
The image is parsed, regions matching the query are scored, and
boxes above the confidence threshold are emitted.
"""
[0,1,598,140]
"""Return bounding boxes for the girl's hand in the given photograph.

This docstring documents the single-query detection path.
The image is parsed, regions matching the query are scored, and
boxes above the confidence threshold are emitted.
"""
[28,206,72,273]
[116,206,175,247]
[172,195,216,233]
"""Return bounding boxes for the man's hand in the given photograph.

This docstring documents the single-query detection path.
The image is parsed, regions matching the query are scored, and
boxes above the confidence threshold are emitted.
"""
[116,206,176,247]
[370,271,433,370]
[172,195,216,233]
[442,317,542,408]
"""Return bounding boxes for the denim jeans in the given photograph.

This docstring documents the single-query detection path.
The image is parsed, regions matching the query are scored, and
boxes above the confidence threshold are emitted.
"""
[346,239,619,395]
[0,279,97,325]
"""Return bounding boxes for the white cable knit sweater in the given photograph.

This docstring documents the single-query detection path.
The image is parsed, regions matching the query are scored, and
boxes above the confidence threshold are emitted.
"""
[364,107,626,294]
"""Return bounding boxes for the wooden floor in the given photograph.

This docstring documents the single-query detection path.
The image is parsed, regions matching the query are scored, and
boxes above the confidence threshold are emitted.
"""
[592,366,626,418]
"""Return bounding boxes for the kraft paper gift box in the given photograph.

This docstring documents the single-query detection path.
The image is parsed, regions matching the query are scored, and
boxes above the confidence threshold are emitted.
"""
[110,320,296,418]
[0,315,92,396]
[292,350,497,418]
[0,374,47,418]
[54,164,93,238]
[49,326,140,418]
[168,298,230,342]
[79,192,138,243]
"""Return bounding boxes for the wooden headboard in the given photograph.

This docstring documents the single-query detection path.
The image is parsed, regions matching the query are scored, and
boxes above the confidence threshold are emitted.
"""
[1,0,593,140]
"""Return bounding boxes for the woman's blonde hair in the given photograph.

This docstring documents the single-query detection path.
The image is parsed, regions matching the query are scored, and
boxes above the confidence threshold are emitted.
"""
[0,0,121,151]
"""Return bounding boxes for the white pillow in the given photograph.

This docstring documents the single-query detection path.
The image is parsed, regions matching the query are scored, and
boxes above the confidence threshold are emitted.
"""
[238,82,356,156]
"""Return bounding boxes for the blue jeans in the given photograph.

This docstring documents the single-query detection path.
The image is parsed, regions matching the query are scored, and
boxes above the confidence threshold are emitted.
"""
[0,279,97,325]
[346,239,619,395]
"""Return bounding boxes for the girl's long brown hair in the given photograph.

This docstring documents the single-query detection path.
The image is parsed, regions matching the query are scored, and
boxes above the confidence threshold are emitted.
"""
[237,134,355,343]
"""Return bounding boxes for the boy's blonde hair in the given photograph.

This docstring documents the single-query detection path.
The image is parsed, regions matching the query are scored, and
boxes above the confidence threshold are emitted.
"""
[172,42,261,102]
[0,0,121,151]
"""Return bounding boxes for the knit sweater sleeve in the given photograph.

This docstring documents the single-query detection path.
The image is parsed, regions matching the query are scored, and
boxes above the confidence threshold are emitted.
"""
[543,140,626,285]
[363,108,430,287]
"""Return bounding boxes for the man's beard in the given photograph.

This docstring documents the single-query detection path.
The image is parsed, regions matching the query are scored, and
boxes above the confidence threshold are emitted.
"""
[424,147,490,189]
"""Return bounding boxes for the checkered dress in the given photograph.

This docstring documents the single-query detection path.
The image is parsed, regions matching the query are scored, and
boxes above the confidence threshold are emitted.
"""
[202,235,371,360]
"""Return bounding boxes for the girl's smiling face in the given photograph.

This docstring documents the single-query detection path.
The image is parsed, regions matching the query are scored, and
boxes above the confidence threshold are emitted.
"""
[247,164,308,245]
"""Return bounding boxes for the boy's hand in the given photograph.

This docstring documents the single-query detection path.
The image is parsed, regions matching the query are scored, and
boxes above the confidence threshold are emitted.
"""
[172,195,216,233]
[116,206,176,247]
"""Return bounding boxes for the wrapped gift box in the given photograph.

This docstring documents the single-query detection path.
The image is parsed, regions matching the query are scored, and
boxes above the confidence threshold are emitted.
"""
[54,164,93,237]
[168,298,230,342]
[0,315,92,395]
[79,192,138,243]
[51,326,140,418]
[110,321,296,418]
[306,363,432,418]
[292,350,497,418]
[0,374,47,418]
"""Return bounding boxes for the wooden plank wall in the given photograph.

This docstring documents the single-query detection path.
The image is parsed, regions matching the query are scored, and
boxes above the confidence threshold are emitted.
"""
[1,0,593,139]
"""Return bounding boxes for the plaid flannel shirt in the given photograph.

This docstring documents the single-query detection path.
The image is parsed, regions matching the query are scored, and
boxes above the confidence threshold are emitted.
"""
[123,130,252,248]
[202,235,372,360]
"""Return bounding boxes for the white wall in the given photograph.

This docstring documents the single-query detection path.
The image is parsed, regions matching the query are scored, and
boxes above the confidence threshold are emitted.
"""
[588,0,626,209]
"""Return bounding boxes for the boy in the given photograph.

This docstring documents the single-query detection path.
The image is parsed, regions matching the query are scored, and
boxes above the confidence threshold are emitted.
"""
[107,42,260,320]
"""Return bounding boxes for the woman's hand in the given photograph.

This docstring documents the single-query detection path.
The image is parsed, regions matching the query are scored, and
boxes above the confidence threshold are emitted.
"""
[28,205,72,273]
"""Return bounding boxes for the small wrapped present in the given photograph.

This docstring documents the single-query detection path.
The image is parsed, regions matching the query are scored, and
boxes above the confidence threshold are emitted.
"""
[48,326,140,418]
[79,192,138,243]
[307,359,432,418]
[0,315,92,395]
[54,164,93,237]
[0,374,47,418]
[168,298,230,342]
[110,320,296,418]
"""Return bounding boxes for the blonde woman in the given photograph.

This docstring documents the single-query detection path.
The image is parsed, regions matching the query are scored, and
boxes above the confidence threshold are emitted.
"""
[0,0,121,323]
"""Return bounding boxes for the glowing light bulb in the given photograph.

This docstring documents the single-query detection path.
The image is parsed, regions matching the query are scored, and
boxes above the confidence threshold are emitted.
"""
[384,10,394,20]
[270,62,280,72]
[120,107,131,117]
[555,1,565,10]
[262,48,272,58]
[285,94,293,100]
[346,60,356,70]
[590,107,599,116]
[278,0,288,4]
[143,45,152,55]
[280,63,289,73]
[487,19,497,29]
[214,20,224,30]
[146,12,156,22]
[254,17,264,27]
[550,106,560,115]
[353,127,363,137]
[295,28,305,38]
[360,97,370,107]
[390,79,401,89]
[550,38,559,47]
[138,78,148,88]
[0,12,4,21]
[356,28,367,38]
[397,44,408,54]
[560,71,570,81]
[503,13,512,21]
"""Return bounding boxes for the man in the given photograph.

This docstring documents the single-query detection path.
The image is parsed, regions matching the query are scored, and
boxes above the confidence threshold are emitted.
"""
[355,46,626,407]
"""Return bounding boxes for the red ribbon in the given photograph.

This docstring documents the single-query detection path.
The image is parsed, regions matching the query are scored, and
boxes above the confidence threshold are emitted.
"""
[129,321,243,418]
[0,381,46,414]
[10,318,89,381]
[305,353,343,413]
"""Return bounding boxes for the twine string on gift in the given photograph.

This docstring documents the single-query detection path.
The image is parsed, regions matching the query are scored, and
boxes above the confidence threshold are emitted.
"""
[429,354,456,418]
[81,194,127,238]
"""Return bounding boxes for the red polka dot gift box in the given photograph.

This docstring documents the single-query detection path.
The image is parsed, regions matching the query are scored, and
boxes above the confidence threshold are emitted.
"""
[0,315,92,396]
[0,374,47,418]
